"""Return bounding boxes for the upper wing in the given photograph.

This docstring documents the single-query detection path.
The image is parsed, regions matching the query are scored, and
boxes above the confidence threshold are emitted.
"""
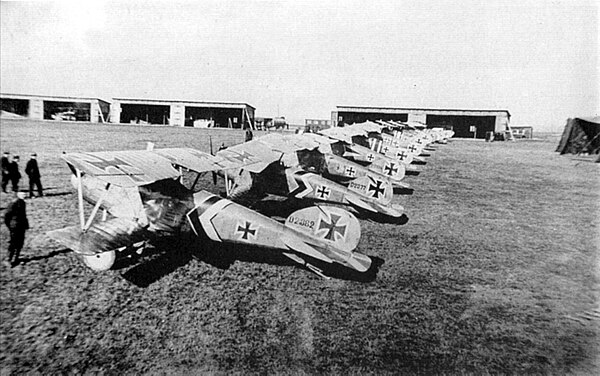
[318,128,354,144]
[153,148,226,173]
[63,150,180,188]
[63,146,274,188]
[216,139,281,173]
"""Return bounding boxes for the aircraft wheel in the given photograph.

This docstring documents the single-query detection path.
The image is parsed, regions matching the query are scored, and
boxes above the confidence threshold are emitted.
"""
[81,251,116,271]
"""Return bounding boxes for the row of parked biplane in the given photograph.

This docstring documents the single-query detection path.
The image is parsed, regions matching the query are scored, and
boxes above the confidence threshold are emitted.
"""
[48,120,453,278]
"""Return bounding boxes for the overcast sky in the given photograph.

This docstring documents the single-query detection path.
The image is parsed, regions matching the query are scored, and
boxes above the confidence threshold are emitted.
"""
[1,0,597,130]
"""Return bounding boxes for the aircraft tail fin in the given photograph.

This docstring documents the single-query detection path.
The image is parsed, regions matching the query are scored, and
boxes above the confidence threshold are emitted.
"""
[47,217,147,256]
[345,194,377,213]
[285,205,361,252]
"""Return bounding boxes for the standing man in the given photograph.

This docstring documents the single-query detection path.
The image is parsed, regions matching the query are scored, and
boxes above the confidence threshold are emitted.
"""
[25,153,43,197]
[4,192,29,267]
[8,155,21,193]
[244,127,253,142]
[1,151,9,193]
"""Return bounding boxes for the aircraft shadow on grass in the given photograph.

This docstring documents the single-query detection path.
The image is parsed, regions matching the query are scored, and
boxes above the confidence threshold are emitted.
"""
[40,191,73,198]
[120,235,385,288]
[393,187,414,195]
[249,198,409,225]
[18,248,71,264]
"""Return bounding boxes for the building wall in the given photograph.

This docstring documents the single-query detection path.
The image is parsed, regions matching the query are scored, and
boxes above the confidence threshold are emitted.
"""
[29,99,44,120]
[170,104,185,126]
[110,102,122,123]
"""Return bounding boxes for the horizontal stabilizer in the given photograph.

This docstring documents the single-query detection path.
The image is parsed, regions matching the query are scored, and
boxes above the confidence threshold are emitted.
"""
[375,203,404,218]
[344,252,372,272]
[346,194,377,213]
[392,180,410,189]
[282,235,333,264]
[342,151,362,159]
[47,217,147,256]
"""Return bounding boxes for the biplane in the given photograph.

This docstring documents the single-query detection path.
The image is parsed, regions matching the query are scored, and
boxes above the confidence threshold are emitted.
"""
[215,134,405,218]
[320,125,427,166]
[299,132,409,186]
[46,147,373,278]
[315,128,419,174]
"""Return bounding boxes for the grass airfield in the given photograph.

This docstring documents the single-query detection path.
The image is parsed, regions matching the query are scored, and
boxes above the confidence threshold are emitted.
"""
[0,119,598,374]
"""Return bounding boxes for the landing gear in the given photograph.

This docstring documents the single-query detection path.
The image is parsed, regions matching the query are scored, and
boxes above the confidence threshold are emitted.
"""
[81,251,116,271]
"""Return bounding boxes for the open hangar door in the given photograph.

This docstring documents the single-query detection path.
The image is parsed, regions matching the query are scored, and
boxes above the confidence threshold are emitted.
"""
[184,107,243,128]
[120,104,170,125]
[426,115,496,138]
[44,100,90,121]
[1,98,29,116]
[338,112,408,126]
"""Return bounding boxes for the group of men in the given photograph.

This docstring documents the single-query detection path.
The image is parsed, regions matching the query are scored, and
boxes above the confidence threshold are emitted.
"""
[2,151,43,197]
[2,151,41,268]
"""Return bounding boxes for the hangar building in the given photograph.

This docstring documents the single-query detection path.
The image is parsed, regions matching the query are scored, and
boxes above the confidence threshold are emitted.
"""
[0,93,110,122]
[332,106,511,138]
[111,98,256,129]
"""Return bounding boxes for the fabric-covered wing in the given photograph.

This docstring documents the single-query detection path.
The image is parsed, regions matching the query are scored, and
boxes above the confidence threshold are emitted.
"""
[216,140,281,173]
[318,128,354,144]
[63,150,180,187]
[153,148,227,173]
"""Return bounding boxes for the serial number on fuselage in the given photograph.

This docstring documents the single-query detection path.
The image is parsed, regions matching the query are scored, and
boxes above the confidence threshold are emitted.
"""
[349,182,367,191]
[286,216,315,229]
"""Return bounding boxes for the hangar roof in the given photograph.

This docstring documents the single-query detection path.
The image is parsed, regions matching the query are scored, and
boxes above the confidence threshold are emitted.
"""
[0,93,110,104]
[335,105,510,118]
[113,97,255,110]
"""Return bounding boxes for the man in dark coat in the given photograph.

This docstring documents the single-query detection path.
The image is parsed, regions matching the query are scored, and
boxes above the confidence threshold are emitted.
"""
[4,192,29,267]
[245,127,253,142]
[1,151,9,193]
[25,153,43,197]
[7,155,21,192]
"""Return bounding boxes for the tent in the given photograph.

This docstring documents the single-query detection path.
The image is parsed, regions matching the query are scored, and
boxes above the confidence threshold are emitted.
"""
[556,117,600,161]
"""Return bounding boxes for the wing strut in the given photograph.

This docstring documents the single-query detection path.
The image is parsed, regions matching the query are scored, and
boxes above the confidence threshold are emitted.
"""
[76,169,85,230]
[83,183,111,232]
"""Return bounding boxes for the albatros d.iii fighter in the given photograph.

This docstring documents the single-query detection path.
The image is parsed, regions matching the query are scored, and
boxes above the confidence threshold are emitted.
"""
[216,134,404,218]
[46,147,372,278]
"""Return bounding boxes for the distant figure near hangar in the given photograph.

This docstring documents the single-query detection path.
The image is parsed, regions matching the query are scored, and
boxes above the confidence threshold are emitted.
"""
[332,106,511,139]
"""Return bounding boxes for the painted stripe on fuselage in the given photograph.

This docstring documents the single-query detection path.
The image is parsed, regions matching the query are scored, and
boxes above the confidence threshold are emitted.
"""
[187,194,231,241]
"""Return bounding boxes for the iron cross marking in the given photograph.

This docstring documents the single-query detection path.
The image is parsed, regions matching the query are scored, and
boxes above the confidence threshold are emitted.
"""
[366,153,375,162]
[345,166,356,177]
[316,185,331,199]
[384,162,398,176]
[368,180,385,198]
[408,145,417,153]
[382,146,389,153]
[237,221,257,240]
[397,151,408,160]
[226,150,255,163]
[318,214,347,241]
